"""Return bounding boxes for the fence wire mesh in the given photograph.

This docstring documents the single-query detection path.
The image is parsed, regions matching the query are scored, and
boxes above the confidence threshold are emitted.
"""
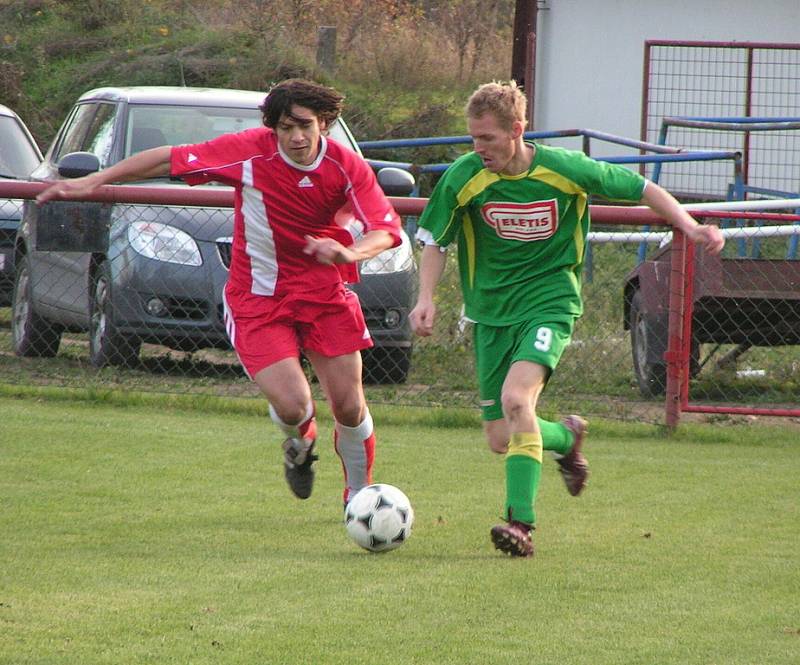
[684,214,800,412]
[643,42,800,200]
[3,191,798,424]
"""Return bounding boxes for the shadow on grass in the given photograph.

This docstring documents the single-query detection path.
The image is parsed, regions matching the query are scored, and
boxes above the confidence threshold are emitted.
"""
[138,353,246,380]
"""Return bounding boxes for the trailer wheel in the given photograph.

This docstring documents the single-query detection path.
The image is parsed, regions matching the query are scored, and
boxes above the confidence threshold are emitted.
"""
[630,290,667,397]
[630,289,700,397]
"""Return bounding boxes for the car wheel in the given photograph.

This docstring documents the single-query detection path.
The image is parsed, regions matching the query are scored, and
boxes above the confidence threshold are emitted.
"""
[630,289,667,397]
[11,254,62,357]
[362,346,412,384]
[89,260,141,368]
[630,290,700,397]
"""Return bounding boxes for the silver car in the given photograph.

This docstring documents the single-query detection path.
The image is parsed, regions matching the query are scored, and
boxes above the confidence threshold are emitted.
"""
[1,104,42,304]
[13,87,416,382]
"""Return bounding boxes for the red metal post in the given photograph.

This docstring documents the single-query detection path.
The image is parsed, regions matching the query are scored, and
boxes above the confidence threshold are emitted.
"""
[680,240,697,409]
[526,30,537,130]
[743,46,754,189]
[511,1,537,86]
[639,42,653,176]
[664,228,687,430]
[511,0,538,129]
[642,40,800,50]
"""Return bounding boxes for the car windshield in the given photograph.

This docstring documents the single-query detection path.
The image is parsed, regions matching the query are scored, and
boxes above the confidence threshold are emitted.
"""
[0,115,41,178]
[125,104,357,159]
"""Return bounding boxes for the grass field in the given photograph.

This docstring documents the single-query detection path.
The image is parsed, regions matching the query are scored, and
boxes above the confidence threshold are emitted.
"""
[1,395,798,664]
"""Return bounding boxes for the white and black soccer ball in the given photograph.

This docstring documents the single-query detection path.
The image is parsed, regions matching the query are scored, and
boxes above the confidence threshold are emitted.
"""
[344,483,414,553]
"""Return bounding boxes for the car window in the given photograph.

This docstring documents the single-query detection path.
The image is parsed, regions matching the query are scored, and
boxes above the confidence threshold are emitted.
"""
[0,115,40,178]
[327,119,359,154]
[53,103,98,162]
[126,105,263,157]
[124,105,358,157]
[81,103,117,168]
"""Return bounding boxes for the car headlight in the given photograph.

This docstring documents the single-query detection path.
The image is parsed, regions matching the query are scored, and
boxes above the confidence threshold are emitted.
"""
[360,231,414,275]
[127,221,203,266]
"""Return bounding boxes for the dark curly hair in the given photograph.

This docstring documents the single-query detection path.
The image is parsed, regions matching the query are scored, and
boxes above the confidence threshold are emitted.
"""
[260,79,344,128]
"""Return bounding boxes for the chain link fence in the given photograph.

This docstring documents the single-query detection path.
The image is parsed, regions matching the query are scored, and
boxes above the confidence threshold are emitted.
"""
[681,211,800,416]
[2,185,799,425]
[4,192,416,390]
[642,41,800,201]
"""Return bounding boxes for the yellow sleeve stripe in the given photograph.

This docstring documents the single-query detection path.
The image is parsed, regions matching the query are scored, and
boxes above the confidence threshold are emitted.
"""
[434,169,499,245]
[457,169,500,207]
[508,432,543,463]
[529,165,588,218]
[530,165,588,266]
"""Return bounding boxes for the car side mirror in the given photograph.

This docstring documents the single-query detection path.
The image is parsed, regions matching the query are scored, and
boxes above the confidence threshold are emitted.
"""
[57,152,101,178]
[377,167,415,197]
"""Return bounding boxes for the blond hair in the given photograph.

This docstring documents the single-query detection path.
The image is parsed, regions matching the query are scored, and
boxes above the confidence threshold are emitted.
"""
[465,81,527,131]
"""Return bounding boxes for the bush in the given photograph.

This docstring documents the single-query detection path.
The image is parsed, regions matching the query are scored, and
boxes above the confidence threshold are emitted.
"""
[2,0,513,145]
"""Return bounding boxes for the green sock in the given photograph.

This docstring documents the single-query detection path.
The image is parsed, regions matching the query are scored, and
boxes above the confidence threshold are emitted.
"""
[505,433,542,525]
[538,417,573,455]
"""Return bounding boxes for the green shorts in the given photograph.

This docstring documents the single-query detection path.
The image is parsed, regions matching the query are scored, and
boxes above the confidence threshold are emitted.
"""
[473,317,575,421]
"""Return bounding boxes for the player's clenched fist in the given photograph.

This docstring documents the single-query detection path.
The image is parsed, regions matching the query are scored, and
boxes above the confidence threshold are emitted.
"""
[409,300,436,337]
[303,235,356,264]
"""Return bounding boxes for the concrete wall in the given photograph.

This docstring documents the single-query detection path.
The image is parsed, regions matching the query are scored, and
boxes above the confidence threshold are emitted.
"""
[533,0,800,156]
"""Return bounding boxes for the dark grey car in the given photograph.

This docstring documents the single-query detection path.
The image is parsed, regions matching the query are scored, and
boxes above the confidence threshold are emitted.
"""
[1,104,43,305]
[13,87,416,382]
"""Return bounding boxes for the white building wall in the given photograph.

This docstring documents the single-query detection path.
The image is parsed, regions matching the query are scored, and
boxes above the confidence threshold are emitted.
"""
[534,0,800,157]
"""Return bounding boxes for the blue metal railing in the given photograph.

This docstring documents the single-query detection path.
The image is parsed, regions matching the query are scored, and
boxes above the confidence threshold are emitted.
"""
[361,127,738,178]
[360,127,743,272]
[656,117,800,259]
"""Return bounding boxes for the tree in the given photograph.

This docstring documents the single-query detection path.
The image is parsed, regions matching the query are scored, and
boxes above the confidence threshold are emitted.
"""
[434,0,504,81]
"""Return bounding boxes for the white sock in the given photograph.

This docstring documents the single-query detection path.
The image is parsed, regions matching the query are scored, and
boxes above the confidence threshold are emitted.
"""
[335,410,374,497]
[269,402,313,439]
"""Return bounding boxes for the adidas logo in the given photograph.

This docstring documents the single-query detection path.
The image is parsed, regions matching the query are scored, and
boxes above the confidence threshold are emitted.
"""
[187,153,198,163]
[298,175,314,188]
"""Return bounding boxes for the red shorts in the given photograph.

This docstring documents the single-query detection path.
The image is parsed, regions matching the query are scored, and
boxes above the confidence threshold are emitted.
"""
[223,282,373,378]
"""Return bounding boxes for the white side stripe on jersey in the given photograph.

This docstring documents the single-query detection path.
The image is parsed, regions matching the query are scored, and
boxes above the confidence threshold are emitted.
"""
[242,179,279,296]
[242,158,254,188]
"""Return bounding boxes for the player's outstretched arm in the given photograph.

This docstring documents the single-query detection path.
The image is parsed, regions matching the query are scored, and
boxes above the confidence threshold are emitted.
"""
[303,229,394,265]
[410,244,447,337]
[36,146,173,204]
[640,182,725,255]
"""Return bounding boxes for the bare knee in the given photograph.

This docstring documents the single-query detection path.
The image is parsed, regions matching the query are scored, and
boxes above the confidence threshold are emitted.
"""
[270,397,311,426]
[486,433,508,454]
[265,380,313,426]
[500,388,529,424]
[306,350,365,426]
[483,421,509,455]
[329,394,365,427]
[255,358,311,425]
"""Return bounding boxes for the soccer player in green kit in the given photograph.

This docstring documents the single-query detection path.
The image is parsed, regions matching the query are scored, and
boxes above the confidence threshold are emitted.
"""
[410,81,725,557]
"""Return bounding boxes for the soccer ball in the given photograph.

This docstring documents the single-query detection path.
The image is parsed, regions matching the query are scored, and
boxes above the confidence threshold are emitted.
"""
[344,483,414,553]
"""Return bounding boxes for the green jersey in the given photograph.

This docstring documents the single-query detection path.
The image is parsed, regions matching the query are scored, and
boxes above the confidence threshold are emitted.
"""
[418,143,646,325]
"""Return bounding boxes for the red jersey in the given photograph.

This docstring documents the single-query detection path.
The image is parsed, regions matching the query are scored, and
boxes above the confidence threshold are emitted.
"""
[170,127,401,296]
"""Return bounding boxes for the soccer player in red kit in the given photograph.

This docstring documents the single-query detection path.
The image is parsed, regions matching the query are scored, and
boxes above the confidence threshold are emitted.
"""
[36,79,402,504]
